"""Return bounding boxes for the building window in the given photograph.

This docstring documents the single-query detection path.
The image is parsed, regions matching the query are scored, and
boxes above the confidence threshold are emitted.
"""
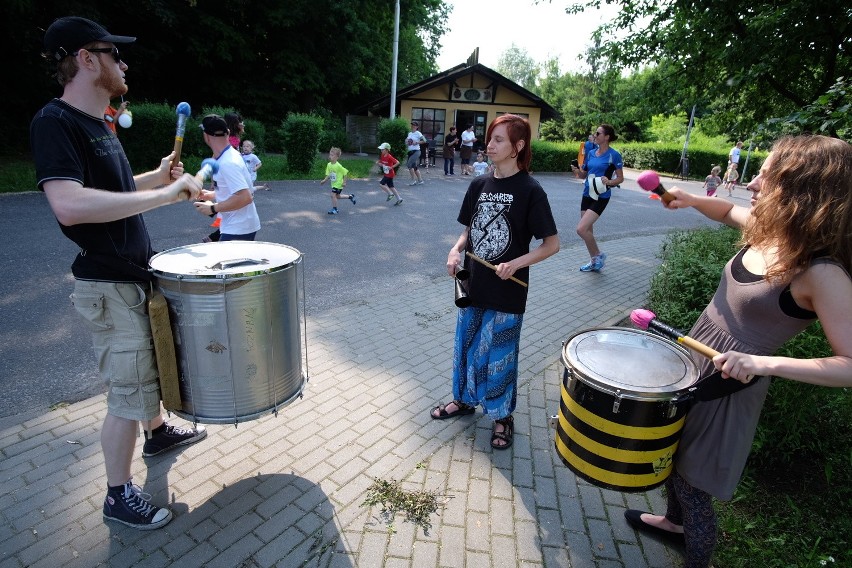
[411,108,447,143]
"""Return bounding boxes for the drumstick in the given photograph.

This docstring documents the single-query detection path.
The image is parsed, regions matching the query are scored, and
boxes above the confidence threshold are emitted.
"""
[631,308,755,382]
[180,158,219,201]
[630,309,718,359]
[465,251,528,288]
[195,158,219,184]
[636,170,676,204]
[170,102,192,172]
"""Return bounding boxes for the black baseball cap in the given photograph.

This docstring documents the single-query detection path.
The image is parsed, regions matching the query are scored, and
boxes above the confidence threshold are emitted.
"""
[200,114,229,136]
[44,16,135,61]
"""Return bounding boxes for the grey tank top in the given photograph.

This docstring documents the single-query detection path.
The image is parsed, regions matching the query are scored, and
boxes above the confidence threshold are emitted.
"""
[675,248,827,499]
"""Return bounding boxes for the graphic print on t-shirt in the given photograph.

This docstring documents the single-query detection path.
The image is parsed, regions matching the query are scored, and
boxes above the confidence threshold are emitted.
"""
[470,193,513,261]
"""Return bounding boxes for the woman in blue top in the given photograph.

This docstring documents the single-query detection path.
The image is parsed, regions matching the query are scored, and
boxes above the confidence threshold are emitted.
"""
[570,123,624,272]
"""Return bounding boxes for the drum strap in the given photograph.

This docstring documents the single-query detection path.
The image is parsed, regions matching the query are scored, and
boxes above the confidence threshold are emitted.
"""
[691,371,764,402]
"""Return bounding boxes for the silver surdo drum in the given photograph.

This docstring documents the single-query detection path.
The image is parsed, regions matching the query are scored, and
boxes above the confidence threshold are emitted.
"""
[149,241,307,424]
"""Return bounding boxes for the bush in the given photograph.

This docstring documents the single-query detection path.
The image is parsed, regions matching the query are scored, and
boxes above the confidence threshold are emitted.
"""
[523,138,768,179]
[242,118,266,152]
[376,117,411,155]
[530,140,573,173]
[119,102,200,169]
[279,113,323,173]
[646,226,742,328]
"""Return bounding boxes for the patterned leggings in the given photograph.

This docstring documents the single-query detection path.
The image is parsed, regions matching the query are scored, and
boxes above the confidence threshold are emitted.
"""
[664,471,718,568]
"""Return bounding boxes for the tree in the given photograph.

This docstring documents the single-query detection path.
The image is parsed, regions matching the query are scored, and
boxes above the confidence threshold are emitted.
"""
[496,44,539,91]
[9,0,450,151]
[565,0,852,137]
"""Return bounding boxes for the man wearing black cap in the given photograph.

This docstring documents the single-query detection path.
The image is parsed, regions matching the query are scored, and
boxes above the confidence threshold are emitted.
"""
[30,16,205,530]
[194,114,260,240]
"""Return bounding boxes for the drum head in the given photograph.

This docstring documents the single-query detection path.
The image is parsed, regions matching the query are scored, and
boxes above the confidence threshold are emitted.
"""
[563,327,698,398]
[150,241,301,280]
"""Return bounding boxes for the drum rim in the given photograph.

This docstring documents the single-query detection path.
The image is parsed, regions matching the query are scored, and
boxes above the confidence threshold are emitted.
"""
[149,241,302,280]
[562,326,699,399]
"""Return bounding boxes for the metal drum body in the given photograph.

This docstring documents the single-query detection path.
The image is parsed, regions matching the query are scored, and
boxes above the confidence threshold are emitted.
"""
[555,327,699,492]
[150,241,305,424]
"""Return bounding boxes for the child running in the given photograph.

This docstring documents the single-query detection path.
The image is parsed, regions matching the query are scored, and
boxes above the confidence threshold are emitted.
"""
[376,142,403,206]
[319,147,356,215]
[703,165,722,197]
[241,140,268,191]
[723,162,739,196]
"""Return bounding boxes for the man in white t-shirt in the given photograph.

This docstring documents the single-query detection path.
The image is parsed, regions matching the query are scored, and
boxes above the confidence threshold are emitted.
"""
[194,114,261,240]
[728,141,743,166]
[405,121,426,185]
[460,125,477,175]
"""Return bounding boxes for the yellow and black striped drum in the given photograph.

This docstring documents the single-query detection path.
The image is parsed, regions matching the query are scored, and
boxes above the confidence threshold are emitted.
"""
[555,328,699,492]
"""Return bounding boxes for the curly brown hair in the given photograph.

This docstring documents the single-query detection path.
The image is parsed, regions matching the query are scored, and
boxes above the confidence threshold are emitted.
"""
[742,135,852,282]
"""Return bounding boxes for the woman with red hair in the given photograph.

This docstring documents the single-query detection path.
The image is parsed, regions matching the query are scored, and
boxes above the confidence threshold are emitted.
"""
[430,114,560,450]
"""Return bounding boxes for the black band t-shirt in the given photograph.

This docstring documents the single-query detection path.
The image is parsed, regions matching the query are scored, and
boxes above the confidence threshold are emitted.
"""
[457,171,557,314]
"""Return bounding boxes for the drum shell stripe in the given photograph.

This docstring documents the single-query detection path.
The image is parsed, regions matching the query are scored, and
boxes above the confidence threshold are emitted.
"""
[555,433,675,491]
[564,372,689,428]
[560,385,684,450]
[554,381,682,491]
[558,395,682,458]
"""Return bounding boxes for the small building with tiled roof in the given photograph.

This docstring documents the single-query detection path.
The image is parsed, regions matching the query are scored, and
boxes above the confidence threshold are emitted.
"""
[350,49,558,154]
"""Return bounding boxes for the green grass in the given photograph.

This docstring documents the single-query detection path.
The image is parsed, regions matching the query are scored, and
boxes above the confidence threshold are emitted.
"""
[0,153,378,194]
[0,157,37,193]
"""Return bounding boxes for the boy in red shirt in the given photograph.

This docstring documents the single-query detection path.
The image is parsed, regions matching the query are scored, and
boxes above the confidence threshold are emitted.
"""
[377,142,403,206]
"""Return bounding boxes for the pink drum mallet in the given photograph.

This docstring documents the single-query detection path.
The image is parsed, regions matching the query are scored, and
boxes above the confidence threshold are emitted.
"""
[637,170,676,204]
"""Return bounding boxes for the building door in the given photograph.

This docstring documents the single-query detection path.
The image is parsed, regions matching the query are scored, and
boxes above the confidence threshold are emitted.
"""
[454,110,488,151]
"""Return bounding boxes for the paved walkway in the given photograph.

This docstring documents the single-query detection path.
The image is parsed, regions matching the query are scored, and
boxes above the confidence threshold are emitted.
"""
[0,229,691,567]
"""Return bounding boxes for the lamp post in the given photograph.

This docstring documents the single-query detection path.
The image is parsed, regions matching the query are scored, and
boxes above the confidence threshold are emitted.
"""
[390,0,400,119]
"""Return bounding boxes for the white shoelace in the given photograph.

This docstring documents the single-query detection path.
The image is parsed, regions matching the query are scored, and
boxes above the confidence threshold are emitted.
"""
[122,482,156,517]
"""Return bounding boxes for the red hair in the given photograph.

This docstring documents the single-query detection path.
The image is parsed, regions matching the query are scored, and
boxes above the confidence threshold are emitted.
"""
[486,114,532,172]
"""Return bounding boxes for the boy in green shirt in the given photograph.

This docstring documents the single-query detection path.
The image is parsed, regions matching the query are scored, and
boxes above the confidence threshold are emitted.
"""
[320,147,356,214]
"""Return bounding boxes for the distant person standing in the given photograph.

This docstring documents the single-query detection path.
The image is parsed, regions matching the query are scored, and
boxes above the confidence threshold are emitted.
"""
[728,141,743,166]
[405,121,426,185]
[460,125,477,175]
[195,114,261,240]
[444,126,459,175]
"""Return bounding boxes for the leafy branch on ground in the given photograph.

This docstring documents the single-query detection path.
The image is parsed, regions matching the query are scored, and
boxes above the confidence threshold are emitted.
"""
[362,477,443,534]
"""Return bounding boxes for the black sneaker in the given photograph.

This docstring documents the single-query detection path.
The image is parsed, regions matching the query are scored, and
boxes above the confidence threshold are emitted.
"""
[142,423,207,457]
[103,481,172,530]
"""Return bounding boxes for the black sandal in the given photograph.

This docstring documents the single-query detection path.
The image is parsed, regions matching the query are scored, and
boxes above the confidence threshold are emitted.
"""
[490,416,514,450]
[430,400,475,420]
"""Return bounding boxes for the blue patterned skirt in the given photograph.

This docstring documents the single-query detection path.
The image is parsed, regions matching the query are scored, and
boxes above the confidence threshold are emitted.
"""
[452,307,523,420]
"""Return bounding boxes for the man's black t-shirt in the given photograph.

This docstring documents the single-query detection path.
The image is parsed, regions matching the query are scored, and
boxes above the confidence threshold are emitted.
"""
[30,99,153,282]
[457,171,557,314]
